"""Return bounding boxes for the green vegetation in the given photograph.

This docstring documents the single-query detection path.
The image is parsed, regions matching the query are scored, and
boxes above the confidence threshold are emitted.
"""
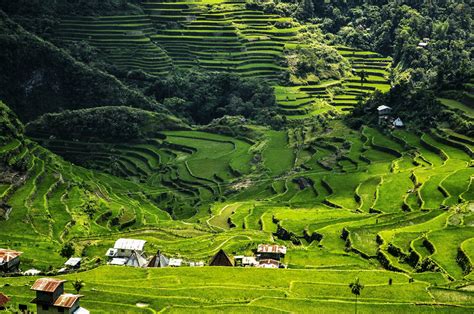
[0,0,473,313]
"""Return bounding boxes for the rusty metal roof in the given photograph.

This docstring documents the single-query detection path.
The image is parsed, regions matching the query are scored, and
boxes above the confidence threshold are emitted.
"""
[257,244,287,255]
[0,249,23,264]
[31,278,66,292]
[53,294,82,308]
[0,293,10,306]
[257,259,280,268]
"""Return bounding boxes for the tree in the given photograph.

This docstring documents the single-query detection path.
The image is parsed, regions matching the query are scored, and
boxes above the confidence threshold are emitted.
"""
[60,242,75,258]
[72,279,84,293]
[349,277,364,314]
[359,70,368,86]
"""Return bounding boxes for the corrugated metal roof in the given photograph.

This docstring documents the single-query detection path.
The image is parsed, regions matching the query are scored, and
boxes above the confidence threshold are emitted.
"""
[258,259,280,268]
[53,294,82,308]
[377,105,391,111]
[257,244,287,255]
[0,293,10,306]
[0,248,22,264]
[64,257,82,267]
[31,278,66,292]
[113,238,146,251]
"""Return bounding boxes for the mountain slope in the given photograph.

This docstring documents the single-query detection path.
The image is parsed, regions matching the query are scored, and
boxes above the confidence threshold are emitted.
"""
[0,11,170,122]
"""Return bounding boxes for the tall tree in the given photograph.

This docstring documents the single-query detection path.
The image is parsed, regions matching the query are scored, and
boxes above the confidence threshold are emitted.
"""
[349,277,364,314]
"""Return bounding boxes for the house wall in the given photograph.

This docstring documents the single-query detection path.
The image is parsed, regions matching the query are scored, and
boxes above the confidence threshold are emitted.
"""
[36,286,64,305]
[115,249,142,258]
[37,304,65,314]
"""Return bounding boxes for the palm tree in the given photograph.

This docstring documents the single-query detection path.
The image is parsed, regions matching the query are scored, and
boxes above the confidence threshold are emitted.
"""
[72,279,85,294]
[349,277,364,314]
[359,70,368,86]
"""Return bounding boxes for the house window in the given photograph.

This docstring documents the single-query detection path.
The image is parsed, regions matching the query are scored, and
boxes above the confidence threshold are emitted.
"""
[42,305,49,310]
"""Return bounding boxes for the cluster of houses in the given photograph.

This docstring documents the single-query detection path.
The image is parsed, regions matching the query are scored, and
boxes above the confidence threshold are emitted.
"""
[0,248,82,277]
[105,238,287,269]
[377,105,404,128]
[0,240,287,312]
[0,278,89,314]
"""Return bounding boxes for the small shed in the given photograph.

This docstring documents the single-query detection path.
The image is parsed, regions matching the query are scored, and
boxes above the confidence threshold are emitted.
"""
[234,256,258,267]
[0,293,10,310]
[393,117,404,128]
[168,258,182,267]
[209,249,233,266]
[0,248,23,273]
[64,257,82,269]
[147,250,169,268]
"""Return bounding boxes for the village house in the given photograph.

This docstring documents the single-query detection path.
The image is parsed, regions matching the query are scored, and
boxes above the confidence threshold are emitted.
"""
[105,238,147,267]
[234,256,258,267]
[209,249,233,266]
[0,293,10,310]
[65,258,82,270]
[0,248,22,273]
[31,278,89,314]
[256,244,286,261]
[377,105,392,125]
[168,258,183,267]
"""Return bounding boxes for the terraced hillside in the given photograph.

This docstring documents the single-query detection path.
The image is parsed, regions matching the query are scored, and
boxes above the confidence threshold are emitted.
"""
[23,106,473,284]
[276,47,391,118]
[56,15,173,76]
[52,0,391,119]
[1,2,473,312]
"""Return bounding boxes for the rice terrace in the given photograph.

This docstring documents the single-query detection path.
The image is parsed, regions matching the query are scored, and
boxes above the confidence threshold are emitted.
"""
[0,0,473,313]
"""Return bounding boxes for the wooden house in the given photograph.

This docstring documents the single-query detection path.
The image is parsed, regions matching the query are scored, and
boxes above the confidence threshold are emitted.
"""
[256,244,286,261]
[209,249,233,266]
[0,248,22,273]
[31,278,89,314]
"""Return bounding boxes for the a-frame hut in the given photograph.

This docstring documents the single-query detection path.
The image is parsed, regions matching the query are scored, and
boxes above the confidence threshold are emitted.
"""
[126,251,147,268]
[147,250,170,268]
[209,249,233,266]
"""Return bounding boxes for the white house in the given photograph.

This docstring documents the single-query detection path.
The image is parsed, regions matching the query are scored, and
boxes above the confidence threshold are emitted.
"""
[377,105,392,116]
[106,238,146,258]
[234,256,258,267]
[168,258,182,267]
[106,239,147,267]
